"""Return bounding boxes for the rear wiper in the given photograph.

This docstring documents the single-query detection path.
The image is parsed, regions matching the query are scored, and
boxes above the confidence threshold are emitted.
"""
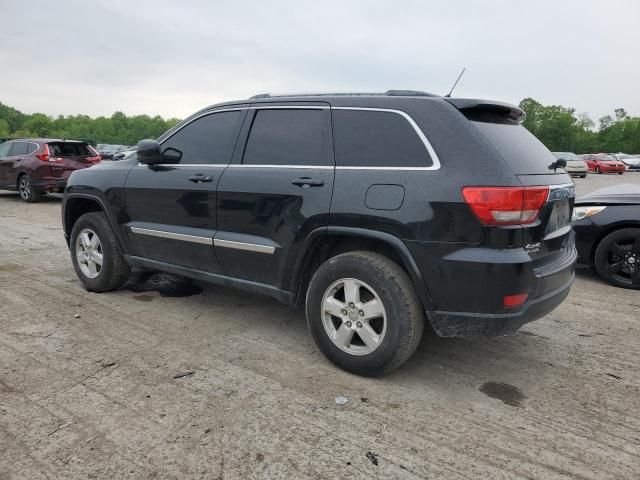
[548,159,567,172]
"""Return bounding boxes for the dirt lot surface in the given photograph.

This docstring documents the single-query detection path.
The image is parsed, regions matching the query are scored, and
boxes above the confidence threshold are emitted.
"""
[1,173,639,479]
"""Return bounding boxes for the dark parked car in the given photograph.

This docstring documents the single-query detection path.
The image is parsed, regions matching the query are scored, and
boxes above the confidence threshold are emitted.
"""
[97,144,128,160]
[0,138,101,202]
[572,184,640,289]
[62,92,577,375]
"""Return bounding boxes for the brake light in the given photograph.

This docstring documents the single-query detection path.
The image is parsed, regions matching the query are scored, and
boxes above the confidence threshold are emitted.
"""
[504,293,528,308]
[461,186,549,225]
[86,156,102,163]
[35,144,50,162]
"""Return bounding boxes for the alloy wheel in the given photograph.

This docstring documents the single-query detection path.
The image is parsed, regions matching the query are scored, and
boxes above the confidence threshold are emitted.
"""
[605,237,640,285]
[75,228,104,279]
[321,278,387,356]
[19,177,31,201]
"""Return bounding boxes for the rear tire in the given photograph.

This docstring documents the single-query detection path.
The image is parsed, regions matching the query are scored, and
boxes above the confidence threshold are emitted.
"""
[594,228,640,289]
[595,166,601,174]
[18,174,41,203]
[305,251,424,376]
[70,212,131,292]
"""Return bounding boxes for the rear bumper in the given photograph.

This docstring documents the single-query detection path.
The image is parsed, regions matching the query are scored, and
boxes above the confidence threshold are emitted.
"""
[32,178,67,191]
[427,271,574,336]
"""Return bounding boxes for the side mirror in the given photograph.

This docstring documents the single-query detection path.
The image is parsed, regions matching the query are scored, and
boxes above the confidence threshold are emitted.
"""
[136,139,182,165]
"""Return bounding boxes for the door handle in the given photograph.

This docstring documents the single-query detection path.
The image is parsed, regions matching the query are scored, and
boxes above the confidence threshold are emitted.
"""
[291,177,324,187]
[188,174,213,183]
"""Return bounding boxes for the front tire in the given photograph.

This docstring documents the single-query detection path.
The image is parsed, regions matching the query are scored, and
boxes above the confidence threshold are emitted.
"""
[18,174,41,203]
[70,212,131,292]
[306,251,424,376]
[594,228,640,289]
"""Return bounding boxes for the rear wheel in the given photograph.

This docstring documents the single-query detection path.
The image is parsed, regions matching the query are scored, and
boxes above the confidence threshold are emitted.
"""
[18,174,41,203]
[594,228,640,289]
[70,212,131,292]
[306,251,424,376]
[595,166,601,174]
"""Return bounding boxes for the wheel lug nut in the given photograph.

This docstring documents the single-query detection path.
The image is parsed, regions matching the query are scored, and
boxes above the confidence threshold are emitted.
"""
[359,310,364,316]
[346,321,352,327]
[341,309,347,316]
[348,302,354,308]
[356,322,362,328]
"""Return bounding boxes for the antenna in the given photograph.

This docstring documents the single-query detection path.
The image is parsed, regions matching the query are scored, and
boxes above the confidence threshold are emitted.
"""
[445,67,466,97]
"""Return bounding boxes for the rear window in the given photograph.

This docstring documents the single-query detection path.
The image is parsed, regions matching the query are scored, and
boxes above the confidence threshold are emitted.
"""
[48,142,92,156]
[333,109,432,168]
[467,111,558,174]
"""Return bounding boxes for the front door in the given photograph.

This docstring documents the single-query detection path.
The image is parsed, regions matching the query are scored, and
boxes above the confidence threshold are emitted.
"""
[215,104,335,291]
[123,107,247,272]
[0,141,14,187]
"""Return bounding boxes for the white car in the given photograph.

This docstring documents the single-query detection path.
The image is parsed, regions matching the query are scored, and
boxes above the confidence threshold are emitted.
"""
[552,152,588,177]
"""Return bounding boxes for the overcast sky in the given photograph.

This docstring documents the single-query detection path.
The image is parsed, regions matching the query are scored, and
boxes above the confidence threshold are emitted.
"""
[1,0,639,120]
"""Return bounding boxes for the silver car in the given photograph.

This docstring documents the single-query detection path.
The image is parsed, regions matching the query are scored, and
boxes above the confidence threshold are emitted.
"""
[552,152,588,177]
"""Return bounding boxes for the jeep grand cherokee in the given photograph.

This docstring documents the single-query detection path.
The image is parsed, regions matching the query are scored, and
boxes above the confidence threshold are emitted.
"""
[62,91,576,376]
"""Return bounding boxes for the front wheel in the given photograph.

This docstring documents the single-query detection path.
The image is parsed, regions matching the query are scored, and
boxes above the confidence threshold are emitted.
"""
[594,228,640,289]
[70,212,131,292]
[18,175,41,203]
[306,251,424,376]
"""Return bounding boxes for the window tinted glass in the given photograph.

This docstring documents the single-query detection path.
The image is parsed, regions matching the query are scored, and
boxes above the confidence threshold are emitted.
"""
[0,142,12,157]
[25,143,38,155]
[48,142,92,156]
[10,142,29,156]
[243,109,330,166]
[469,111,557,174]
[162,111,243,164]
[333,110,431,168]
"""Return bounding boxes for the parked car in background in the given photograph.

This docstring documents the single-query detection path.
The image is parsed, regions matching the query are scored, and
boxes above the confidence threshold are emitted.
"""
[552,152,588,177]
[613,154,640,171]
[111,146,137,161]
[573,184,640,289]
[582,153,625,174]
[97,144,128,160]
[0,138,100,202]
[62,91,576,376]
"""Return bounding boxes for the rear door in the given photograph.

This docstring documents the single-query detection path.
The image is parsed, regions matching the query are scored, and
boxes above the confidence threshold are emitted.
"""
[3,141,33,187]
[215,104,334,290]
[123,107,247,272]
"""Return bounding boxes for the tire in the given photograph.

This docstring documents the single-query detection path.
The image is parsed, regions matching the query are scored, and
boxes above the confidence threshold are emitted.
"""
[17,174,41,203]
[595,166,601,174]
[70,212,131,292]
[594,228,640,290]
[618,172,623,175]
[580,174,587,178]
[306,251,424,376]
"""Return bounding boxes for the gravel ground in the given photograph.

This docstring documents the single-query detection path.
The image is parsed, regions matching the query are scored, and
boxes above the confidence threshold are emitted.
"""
[1,173,639,479]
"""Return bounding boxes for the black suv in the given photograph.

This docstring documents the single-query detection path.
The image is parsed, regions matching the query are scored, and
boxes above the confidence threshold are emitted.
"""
[62,92,576,376]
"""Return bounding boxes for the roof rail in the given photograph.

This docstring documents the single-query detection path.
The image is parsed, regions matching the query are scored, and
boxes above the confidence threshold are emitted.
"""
[248,90,437,100]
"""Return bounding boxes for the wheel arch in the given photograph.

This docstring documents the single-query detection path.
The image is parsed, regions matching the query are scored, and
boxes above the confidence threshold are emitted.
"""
[590,222,640,264]
[290,226,434,311]
[63,194,127,252]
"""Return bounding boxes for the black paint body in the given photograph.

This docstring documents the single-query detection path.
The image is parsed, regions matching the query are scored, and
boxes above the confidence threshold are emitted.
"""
[62,94,576,336]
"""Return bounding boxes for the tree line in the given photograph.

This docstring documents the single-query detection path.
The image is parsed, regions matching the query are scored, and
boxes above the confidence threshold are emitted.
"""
[1,99,639,153]
[0,102,180,146]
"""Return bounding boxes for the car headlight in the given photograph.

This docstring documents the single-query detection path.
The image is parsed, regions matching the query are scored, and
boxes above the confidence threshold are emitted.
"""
[571,206,606,221]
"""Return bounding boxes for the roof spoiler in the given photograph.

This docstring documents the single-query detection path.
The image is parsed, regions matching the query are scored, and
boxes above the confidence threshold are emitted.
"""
[444,98,526,123]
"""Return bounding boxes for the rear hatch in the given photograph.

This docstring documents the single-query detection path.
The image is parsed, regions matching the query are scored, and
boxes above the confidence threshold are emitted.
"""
[47,141,101,179]
[450,100,575,272]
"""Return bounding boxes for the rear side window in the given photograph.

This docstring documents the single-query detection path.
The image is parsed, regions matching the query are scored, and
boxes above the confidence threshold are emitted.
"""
[243,109,331,166]
[332,109,431,168]
[162,110,243,164]
[467,111,557,174]
[10,142,29,156]
[48,142,92,156]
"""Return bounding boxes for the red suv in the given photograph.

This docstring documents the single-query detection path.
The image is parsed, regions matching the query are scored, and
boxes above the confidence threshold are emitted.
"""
[582,153,625,174]
[0,139,101,202]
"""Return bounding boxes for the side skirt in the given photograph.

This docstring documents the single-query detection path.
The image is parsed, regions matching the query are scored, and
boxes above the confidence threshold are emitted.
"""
[124,255,295,305]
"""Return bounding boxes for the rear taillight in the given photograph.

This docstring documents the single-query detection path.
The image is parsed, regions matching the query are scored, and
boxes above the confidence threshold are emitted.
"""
[462,186,549,226]
[35,144,50,162]
[86,156,102,163]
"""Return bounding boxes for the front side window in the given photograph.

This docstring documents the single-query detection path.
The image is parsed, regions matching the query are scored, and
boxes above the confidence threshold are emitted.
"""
[242,109,331,166]
[162,110,244,165]
[332,109,432,168]
[0,142,12,157]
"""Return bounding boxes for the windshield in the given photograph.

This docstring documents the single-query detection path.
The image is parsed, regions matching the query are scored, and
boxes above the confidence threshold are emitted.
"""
[600,155,617,161]
[553,152,580,161]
